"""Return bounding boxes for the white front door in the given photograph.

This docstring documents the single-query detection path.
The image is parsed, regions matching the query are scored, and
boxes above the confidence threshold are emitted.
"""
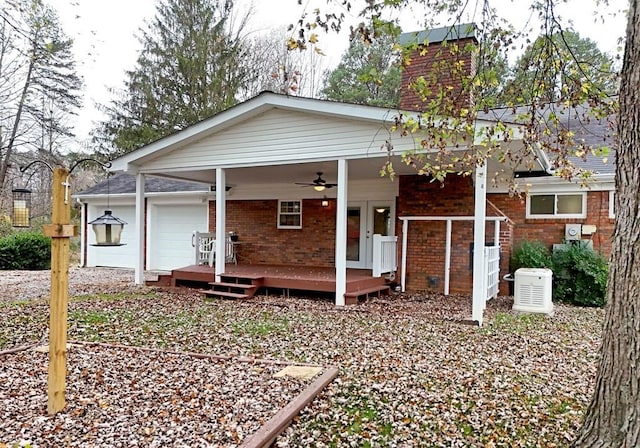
[346,201,394,269]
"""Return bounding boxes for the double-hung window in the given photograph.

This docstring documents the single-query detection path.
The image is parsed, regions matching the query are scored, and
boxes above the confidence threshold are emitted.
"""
[527,193,586,219]
[278,200,302,229]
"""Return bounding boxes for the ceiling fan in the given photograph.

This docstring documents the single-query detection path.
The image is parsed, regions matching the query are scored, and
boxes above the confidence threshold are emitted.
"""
[295,172,338,191]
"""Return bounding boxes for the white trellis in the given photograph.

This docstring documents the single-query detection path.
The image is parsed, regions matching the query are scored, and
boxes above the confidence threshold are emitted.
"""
[398,216,507,298]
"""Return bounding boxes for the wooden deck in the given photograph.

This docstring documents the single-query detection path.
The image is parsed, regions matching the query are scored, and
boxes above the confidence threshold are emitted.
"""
[148,264,391,304]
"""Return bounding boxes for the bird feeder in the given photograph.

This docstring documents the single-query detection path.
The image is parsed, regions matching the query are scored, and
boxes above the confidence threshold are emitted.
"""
[12,188,32,227]
[88,210,127,246]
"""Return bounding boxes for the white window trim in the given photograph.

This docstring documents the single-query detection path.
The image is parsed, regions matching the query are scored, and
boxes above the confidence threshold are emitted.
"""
[609,190,615,218]
[526,192,587,219]
[277,199,302,229]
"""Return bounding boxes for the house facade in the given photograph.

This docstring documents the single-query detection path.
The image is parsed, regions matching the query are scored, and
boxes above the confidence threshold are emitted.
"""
[77,24,615,324]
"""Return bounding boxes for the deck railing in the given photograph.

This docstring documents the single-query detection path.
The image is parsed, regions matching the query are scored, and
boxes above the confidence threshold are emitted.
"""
[193,231,215,265]
[484,245,500,300]
[372,234,398,278]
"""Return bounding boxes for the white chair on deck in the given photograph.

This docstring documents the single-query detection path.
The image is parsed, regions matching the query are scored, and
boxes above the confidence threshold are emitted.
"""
[208,236,237,267]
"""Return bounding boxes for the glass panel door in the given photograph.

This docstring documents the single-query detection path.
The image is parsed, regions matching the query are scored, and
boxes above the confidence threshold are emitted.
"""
[346,205,366,267]
[346,201,394,269]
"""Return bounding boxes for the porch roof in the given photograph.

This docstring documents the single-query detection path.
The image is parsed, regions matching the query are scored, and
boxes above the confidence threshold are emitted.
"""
[108,91,526,186]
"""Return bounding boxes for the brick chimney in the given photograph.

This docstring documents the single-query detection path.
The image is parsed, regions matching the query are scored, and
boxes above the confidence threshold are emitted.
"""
[399,24,477,113]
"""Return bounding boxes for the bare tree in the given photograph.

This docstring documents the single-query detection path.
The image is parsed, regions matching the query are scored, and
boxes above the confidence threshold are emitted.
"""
[0,0,82,196]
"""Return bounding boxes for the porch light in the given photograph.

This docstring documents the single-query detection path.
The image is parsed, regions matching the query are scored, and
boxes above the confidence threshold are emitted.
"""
[321,197,329,207]
[11,188,31,227]
[313,184,325,192]
[376,207,386,213]
[88,210,127,246]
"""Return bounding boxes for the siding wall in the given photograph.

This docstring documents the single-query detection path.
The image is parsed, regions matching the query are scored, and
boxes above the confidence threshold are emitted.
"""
[142,109,413,171]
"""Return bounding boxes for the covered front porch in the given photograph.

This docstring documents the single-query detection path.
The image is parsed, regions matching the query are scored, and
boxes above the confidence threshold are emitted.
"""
[106,93,526,325]
[148,263,392,304]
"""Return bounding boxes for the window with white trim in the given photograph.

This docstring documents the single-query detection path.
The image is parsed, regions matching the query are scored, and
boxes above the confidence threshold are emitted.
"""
[527,193,586,218]
[278,200,302,229]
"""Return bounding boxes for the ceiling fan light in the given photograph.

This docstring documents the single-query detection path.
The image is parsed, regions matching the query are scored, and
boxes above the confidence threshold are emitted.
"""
[313,185,325,192]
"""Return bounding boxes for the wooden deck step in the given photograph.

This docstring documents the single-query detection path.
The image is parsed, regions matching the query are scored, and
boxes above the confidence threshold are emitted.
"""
[209,281,257,290]
[203,290,251,300]
[344,285,391,305]
[202,276,263,300]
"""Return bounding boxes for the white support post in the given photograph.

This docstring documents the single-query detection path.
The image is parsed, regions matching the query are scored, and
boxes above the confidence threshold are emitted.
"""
[134,173,145,285]
[494,219,501,246]
[79,202,86,267]
[335,159,348,306]
[471,163,487,325]
[400,218,408,292]
[215,168,226,282]
[444,219,452,295]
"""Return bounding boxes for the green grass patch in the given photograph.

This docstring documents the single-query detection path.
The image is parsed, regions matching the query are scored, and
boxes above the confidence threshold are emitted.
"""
[232,313,290,337]
[0,299,31,309]
[484,311,547,334]
[71,291,158,302]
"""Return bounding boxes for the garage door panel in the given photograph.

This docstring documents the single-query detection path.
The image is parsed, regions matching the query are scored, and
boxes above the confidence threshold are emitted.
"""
[149,204,207,270]
[86,206,137,268]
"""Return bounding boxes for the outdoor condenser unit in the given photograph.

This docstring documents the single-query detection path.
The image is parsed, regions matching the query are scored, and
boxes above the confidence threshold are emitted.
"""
[513,268,553,314]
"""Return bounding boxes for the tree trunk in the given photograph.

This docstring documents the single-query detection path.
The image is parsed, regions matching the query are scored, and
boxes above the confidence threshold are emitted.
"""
[573,0,640,446]
[0,36,37,189]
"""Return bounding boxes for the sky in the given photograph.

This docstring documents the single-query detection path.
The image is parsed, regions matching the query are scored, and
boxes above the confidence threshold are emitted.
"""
[48,0,627,148]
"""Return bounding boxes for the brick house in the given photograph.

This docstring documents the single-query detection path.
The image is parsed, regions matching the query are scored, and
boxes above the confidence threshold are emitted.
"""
[79,24,615,324]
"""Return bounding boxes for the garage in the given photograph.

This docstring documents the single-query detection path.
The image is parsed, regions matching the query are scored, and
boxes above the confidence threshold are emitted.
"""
[86,205,137,268]
[147,203,208,271]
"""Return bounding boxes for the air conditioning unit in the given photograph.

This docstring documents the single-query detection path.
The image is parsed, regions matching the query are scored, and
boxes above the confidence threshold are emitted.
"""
[513,268,553,314]
[565,224,582,241]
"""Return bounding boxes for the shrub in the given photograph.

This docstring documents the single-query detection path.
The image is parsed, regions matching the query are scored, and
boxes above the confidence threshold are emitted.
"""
[551,242,608,307]
[510,240,552,272]
[0,232,51,270]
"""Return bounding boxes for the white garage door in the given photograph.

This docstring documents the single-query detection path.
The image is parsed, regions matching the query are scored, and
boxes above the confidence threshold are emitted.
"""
[86,205,137,268]
[148,203,208,271]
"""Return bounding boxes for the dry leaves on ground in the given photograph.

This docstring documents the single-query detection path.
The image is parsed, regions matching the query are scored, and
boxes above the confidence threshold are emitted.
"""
[0,268,603,447]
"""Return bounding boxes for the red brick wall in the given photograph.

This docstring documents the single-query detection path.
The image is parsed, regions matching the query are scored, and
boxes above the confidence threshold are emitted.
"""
[397,175,512,294]
[397,175,613,295]
[400,37,476,112]
[208,199,337,266]
[489,191,614,258]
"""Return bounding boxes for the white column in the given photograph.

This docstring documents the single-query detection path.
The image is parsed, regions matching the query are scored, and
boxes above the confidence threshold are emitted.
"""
[444,219,452,295]
[214,168,226,282]
[400,218,408,292]
[471,163,487,325]
[334,159,348,306]
[134,173,145,285]
[79,202,86,267]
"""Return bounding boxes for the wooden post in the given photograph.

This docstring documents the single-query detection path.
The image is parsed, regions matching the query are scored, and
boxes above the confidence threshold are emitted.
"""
[43,167,75,415]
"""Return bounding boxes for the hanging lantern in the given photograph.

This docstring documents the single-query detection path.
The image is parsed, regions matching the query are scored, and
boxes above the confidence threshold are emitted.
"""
[88,210,127,246]
[12,188,32,228]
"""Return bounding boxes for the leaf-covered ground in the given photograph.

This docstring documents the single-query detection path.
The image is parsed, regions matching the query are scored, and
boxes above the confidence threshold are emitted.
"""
[0,268,603,447]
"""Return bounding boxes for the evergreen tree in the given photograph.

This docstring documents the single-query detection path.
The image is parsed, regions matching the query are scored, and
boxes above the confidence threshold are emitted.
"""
[95,0,249,157]
[501,30,617,105]
[321,33,401,108]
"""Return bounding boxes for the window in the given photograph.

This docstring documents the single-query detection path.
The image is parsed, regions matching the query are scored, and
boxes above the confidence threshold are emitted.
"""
[278,200,302,229]
[527,193,586,218]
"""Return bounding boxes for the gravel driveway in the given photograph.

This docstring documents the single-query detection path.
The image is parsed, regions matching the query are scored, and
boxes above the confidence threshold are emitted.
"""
[0,267,604,447]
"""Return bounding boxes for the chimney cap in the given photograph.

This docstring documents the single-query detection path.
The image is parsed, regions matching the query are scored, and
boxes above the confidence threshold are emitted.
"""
[399,23,477,47]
